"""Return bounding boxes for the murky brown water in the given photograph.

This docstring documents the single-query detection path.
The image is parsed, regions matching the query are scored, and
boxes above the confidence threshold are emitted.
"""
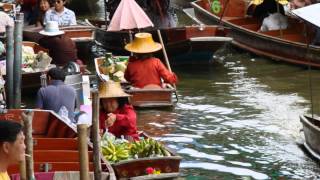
[23,1,320,179]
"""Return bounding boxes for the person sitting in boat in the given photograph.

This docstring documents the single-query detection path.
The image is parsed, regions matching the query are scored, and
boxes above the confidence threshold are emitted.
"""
[0,11,14,34]
[124,32,178,89]
[0,120,25,180]
[44,0,76,26]
[35,0,52,27]
[38,21,78,66]
[259,12,288,32]
[99,81,139,141]
[36,67,77,121]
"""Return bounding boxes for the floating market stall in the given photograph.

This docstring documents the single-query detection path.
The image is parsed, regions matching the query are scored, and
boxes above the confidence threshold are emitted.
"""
[94,55,176,108]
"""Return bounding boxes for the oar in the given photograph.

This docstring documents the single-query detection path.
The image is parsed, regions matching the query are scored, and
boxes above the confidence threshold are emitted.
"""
[156,29,179,102]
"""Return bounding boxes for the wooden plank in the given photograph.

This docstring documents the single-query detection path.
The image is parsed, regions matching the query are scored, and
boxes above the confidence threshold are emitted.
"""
[33,150,93,162]
[33,138,78,150]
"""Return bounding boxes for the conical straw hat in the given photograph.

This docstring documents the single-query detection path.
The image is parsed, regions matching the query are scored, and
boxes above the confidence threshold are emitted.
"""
[99,81,130,99]
[125,32,162,53]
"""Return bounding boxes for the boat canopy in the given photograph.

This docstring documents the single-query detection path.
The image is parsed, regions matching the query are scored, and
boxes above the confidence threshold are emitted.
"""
[292,3,320,28]
[251,0,288,5]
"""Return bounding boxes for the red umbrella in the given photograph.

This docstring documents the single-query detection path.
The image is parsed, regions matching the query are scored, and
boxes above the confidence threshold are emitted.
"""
[107,0,154,31]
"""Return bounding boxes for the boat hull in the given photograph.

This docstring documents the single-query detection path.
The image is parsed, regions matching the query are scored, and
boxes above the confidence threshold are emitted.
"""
[191,0,320,68]
[3,109,115,179]
[300,115,320,160]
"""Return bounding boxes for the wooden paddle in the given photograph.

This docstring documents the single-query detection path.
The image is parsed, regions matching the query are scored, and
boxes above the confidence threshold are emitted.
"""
[156,30,178,102]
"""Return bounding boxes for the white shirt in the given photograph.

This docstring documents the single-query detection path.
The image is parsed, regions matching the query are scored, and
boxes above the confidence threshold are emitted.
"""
[44,7,76,26]
[260,13,288,32]
[0,11,14,33]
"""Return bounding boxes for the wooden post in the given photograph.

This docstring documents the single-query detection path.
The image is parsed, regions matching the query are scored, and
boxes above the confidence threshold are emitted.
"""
[156,30,178,101]
[19,161,27,180]
[5,25,14,109]
[77,124,90,180]
[22,111,34,180]
[91,90,102,180]
[13,13,24,108]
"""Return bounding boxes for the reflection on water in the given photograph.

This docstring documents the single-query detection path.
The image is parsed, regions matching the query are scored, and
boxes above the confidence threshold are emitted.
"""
[136,47,320,179]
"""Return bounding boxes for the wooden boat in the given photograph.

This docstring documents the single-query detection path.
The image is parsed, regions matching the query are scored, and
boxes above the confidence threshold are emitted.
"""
[3,109,116,179]
[300,115,320,160]
[94,57,175,108]
[88,19,232,65]
[23,25,95,44]
[191,0,320,68]
[111,132,181,179]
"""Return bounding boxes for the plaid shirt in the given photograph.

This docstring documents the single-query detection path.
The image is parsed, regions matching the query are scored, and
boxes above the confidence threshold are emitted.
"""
[44,7,76,26]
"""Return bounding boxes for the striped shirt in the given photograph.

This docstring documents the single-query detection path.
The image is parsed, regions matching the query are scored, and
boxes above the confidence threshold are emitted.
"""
[44,7,76,26]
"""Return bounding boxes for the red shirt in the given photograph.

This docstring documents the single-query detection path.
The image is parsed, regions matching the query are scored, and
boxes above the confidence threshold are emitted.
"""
[99,104,139,140]
[124,57,178,88]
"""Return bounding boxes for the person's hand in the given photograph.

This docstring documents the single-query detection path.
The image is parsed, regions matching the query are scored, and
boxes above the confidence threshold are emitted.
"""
[105,113,116,127]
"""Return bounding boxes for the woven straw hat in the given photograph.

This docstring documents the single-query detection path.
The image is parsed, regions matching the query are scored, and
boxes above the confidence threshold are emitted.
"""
[125,32,162,53]
[99,81,130,99]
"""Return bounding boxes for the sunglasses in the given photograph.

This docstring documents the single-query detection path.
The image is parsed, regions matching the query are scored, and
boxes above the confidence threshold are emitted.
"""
[54,0,63,4]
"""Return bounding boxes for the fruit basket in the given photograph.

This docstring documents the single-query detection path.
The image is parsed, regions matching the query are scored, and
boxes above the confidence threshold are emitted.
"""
[100,132,181,179]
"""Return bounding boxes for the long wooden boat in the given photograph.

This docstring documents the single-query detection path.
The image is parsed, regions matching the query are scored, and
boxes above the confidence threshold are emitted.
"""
[23,25,95,44]
[3,109,115,179]
[88,19,232,65]
[94,57,175,108]
[300,115,320,160]
[191,0,320,68]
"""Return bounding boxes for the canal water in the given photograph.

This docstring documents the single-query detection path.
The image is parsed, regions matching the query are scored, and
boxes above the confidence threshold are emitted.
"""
[22,0,320,179]
[84,1,320,179]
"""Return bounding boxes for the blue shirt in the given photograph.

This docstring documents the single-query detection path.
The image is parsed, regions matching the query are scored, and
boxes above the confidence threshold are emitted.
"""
[44,7,76,26]
[36,80,76,120]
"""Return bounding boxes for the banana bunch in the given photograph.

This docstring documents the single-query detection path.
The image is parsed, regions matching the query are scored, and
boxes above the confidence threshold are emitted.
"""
[129,138,171,158]
[101,139,130,163]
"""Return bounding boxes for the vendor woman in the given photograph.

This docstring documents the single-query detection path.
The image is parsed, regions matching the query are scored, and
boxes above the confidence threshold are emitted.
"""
[99,81,139,140]
[124,32,178,89]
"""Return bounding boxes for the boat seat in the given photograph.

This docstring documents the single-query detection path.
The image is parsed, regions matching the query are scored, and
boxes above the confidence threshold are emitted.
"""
[33,150,93,162]
[8,162,94,174]
[33,138,78,150]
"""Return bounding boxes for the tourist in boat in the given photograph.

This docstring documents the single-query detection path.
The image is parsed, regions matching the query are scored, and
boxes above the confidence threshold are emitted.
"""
[124,32,178,89]
[44,0,76,26]
[99,81,139,140]
[0,11,14,34]
[36,67,77,121]
[259,12,288,32]
[35,0,52,27]
[38,21,78,66]
[0,120,25,180]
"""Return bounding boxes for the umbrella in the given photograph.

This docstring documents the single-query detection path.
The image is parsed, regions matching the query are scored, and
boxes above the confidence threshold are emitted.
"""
[292,3,320,28]
[107,0,154,31]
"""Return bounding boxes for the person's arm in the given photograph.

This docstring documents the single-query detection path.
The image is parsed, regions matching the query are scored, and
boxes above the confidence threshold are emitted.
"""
[114,106,136,128]
[156,58,178,85]
[43,10,50,25]
[70,11,77,25]
[35,89,44,109]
